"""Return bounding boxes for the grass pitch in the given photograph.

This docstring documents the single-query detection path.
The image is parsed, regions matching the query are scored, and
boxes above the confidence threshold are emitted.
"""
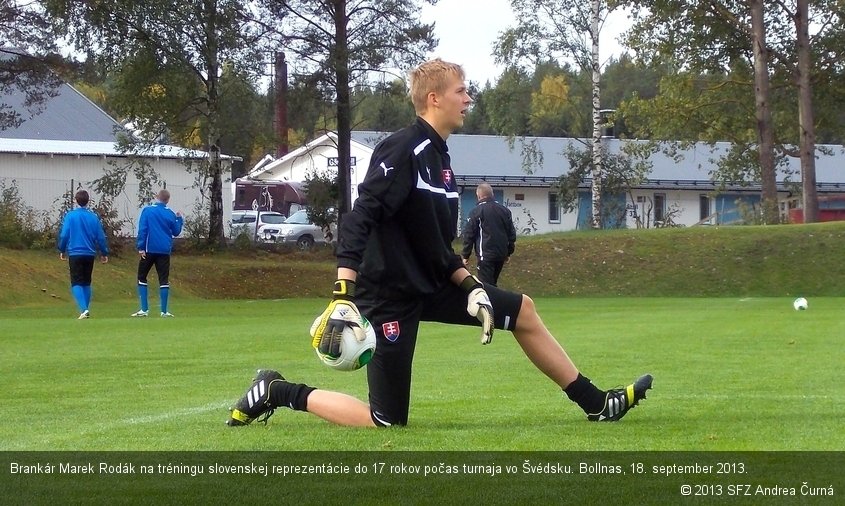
[1,296,842,452]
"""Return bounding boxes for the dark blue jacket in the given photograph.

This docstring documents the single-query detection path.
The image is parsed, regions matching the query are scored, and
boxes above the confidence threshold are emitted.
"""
[57,207,109,257]
[137,202,183,254]
[336,117,464,298]
[461,198,516,262]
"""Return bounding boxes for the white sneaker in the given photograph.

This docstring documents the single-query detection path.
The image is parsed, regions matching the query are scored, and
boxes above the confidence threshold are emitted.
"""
[160,312,174,318]
[131,310,149,317]
[78,310,90,319]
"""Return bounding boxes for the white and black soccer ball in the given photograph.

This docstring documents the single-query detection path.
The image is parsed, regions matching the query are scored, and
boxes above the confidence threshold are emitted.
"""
[793,297,808,311]
[315,316,377,371]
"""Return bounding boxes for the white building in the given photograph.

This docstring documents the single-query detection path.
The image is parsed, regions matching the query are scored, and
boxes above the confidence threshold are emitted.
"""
[243,132,373,202]
[1,74,236,237]
[244,130,845,234]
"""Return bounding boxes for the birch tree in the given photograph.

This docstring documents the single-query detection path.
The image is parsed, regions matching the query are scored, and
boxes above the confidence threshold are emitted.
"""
[495,0,623,229]
[790,0,817,222]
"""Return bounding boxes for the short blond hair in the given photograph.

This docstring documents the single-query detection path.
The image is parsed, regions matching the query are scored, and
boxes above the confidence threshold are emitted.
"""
[408,59,465,114]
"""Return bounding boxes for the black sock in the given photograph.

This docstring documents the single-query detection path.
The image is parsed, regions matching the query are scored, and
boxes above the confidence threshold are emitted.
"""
[564,374,606,414]
[268,380,316,412]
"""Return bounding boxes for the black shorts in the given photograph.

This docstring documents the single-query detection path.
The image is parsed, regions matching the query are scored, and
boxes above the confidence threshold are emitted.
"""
[137,253,171,286]
[355,282,523,427]
[477,260,505,286]
[68,256,95,286]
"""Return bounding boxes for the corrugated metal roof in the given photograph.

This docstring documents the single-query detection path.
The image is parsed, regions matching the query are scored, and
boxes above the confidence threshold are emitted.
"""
[1,81,125,142]
[1,58,240,160]
[0,138,236,160]
[352,131,845,184]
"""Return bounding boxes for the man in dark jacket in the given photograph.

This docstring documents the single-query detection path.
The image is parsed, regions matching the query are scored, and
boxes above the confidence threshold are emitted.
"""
[131,189,183,318]
[226,59,653,429]
[57,190,109,319]
[461,183,516,286]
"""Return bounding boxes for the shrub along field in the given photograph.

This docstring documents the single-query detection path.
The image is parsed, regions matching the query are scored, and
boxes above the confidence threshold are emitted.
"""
[3,221,845,307]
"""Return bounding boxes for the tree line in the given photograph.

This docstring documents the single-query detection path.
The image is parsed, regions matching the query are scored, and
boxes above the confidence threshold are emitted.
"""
[3,1,845,243]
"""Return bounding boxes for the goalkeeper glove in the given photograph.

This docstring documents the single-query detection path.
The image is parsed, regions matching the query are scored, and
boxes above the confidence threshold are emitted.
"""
[310,279,366,357]
[460,274,494,345]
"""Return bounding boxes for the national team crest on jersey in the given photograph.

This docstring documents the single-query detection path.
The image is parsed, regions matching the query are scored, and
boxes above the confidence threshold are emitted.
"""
[442,168,453,186]
[382,321,401,342]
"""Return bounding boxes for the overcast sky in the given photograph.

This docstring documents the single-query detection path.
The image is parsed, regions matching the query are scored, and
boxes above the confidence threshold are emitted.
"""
[420,0,633,85]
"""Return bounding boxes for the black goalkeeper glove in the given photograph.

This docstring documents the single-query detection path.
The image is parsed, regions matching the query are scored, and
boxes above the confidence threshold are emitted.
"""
[310,280,365,357]
[460,274,494,345]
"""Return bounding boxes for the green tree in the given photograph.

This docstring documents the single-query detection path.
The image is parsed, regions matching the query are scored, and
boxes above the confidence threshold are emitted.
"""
[556,141,653,228]
[351,79,415,132]
[284,73,335,142]
[485,66,533,136]
[0,2,65,132]
[47,0,269,247]
[218,63,274,173]
[624,0,843,224]
[530,74,573,137]
[461,82,495,135]
[257,0,436,222]
[600,54,662,137]
[303,169,339,242]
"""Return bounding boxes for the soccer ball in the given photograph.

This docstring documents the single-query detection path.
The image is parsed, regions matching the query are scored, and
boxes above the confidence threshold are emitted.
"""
[793,297,808,311]
[315,316,377,371]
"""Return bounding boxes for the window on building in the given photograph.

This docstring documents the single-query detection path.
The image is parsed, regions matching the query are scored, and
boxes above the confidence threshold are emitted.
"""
[654,193,666,223]
[699,194,711,221]
[549,192,560,223]
[515,193,525,201]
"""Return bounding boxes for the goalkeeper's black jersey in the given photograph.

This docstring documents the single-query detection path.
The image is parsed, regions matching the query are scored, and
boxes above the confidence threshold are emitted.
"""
[336,117,464,299]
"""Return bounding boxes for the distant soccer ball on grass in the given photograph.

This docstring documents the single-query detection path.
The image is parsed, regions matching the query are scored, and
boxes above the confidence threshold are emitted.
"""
[793,297,808,311]
[315,316,377,371]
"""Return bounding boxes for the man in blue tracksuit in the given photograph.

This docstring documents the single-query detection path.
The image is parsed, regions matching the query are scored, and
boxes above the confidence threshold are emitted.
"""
[131,189,183,318]
[57,190,109,319]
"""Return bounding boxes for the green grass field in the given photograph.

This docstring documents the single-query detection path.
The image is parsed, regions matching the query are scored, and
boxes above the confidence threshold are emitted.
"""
[4,226,844,503]
[2,296,842,452]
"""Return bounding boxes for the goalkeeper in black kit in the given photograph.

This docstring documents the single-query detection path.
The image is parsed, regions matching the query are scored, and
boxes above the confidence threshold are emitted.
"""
[226,59,653,428]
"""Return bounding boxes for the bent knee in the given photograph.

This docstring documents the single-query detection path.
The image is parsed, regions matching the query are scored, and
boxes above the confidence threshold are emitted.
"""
[515,294,540,331]
[520,294,535,312]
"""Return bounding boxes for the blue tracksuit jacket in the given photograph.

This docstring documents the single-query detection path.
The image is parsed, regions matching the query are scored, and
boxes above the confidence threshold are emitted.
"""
[57,207,109,257]
[136,202,183,254]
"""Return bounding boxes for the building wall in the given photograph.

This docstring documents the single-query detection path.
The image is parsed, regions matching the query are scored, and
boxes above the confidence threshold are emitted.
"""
[627,189,710,228]
[457,186,579,236]
[0,152,232,236]
[458,185,792,235]
[256,143,373,202]
[255,138,802,234]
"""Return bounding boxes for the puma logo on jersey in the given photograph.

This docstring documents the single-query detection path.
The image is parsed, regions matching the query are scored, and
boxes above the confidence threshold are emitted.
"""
[380,162,394,176]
